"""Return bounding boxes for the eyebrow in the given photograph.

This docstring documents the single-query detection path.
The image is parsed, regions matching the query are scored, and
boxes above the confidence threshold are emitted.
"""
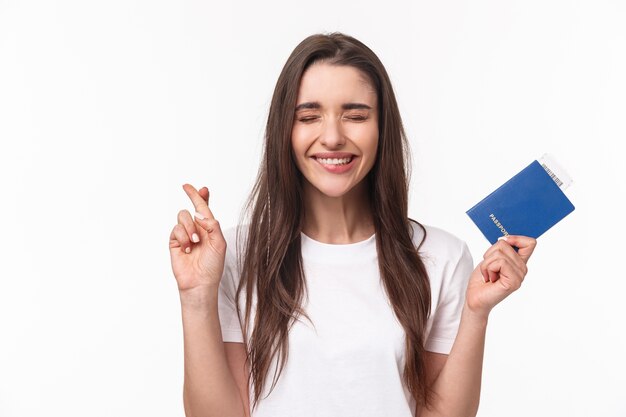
[294,102,372,111]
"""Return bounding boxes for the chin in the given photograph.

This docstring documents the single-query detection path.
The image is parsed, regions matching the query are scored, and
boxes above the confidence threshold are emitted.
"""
[311,183,357,199]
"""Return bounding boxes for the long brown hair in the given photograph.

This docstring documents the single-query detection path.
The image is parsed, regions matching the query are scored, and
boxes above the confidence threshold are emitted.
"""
[235,32,433,412]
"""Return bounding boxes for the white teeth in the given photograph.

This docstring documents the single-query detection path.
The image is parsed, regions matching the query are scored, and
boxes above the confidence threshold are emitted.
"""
[317,157,352,165]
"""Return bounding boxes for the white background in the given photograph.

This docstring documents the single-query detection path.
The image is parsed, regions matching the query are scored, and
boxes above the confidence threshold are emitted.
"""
[1,1,624,416]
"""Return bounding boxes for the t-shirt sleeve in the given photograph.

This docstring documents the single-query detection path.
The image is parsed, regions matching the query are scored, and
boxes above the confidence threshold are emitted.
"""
[217,235,245,343]
[425,241,474,354]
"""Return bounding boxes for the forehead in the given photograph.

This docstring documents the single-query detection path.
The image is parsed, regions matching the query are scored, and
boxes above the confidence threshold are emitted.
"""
[296,63,377,107]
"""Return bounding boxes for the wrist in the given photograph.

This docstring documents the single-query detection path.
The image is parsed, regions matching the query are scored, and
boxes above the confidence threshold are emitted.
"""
[462,301,490,327]
[179,285,219,312]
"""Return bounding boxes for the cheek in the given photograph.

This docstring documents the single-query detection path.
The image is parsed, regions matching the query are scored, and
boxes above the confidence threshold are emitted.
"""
[291,124,318,156]
[292,123,316,142]
[290,127,309,169]
[355,126,379,162]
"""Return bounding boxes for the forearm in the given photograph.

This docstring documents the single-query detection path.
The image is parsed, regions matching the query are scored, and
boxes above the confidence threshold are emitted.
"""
[180,288,246,417]
[422,302,488,417]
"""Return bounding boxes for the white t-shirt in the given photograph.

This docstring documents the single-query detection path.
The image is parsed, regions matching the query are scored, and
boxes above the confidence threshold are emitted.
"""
[218,221,474,417]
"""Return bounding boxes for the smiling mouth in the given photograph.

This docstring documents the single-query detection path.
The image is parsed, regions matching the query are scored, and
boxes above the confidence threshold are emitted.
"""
[312,156,355,166]
[310,155,359,174]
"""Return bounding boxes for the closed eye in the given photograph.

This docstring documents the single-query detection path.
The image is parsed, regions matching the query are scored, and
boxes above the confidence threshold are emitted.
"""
[297,115,367,122]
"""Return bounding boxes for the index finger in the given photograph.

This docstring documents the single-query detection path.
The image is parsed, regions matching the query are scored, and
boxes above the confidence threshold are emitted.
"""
[182,183,214,220]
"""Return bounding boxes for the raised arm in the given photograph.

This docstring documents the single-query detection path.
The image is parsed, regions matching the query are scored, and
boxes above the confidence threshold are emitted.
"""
[169,184,247,417]
[419,235,537,417]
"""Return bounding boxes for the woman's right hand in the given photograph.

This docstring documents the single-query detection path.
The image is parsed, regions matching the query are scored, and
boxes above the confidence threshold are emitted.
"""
[168,184,227,294]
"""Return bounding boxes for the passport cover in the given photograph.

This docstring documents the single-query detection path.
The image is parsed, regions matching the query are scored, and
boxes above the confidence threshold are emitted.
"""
[466,160,575,245]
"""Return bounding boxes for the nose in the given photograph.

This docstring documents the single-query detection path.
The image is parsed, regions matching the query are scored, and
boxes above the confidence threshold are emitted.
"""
[319,117,346,148]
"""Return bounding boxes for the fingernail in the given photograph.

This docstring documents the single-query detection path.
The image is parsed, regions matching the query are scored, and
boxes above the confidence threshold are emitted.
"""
[194,212,205,220]
[498,236,508,241]
[192,233,199,243]
[185,247,191,254]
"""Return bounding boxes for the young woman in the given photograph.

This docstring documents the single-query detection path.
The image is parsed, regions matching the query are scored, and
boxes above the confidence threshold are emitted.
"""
[168,32,537,417]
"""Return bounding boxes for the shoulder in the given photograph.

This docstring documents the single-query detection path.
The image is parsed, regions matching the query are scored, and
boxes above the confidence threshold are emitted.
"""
[408,220,473,286]
[220,224,252,272]
[222,224,250,251]
[409,220,468,260]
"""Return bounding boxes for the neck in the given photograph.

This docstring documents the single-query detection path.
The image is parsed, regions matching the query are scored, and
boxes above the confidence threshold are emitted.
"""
[301,179,375,244]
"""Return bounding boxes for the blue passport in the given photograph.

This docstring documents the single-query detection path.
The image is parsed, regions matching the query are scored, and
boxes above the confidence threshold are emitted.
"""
[466,157,575,246]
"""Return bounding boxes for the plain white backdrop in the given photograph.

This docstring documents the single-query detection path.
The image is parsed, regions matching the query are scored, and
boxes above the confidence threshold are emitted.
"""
[1,1,624,416]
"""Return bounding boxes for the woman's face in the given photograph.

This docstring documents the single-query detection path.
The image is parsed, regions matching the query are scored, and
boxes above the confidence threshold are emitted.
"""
[291,62,379,198]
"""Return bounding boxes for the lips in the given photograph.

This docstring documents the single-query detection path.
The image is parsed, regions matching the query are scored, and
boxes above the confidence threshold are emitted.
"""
[310,152,356,159]
[313,156,354,165]
[311,154,358,174]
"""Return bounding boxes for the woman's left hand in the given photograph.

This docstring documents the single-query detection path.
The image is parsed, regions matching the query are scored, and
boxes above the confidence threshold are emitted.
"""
[465,235,538,319]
